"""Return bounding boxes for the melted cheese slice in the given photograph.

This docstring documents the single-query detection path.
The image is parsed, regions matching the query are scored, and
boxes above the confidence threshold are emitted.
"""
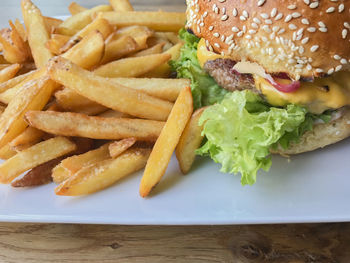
[197,39,350,114]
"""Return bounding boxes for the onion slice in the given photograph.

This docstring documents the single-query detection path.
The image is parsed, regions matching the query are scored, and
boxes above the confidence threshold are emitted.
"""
[268,78,300,93]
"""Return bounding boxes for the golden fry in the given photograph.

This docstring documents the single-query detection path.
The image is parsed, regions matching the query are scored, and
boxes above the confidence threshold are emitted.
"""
[109,0,134,11]
[176,108,206,174]
[11,157,62,187]
[21,0,53,67]
[68,2,87,15]
[0,70,34,94]
[130,42,165,57]
[46,34,70,55]
[9,126,44,152]
[109,138,136,158]
[140,87,193,197]
[52,165,69,184]
[44,16,63,32]
[56,5,113,36]
[0,64,21,84]
[110,77,189,102]
[25,111,165,141]
[55,148,150,196]
[14,19,27,41]
[94,53,171,78]
[0,144,17,160]
[98,11,186,32]
[0,136,76,184]
[101,35,138,64]
[48,57,173,121]
[98,109,132,118]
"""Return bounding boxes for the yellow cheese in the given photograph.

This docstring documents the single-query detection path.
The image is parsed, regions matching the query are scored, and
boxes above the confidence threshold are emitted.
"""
[197,38,350,114]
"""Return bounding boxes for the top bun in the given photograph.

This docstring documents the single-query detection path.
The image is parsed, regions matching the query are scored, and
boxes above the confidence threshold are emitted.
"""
[186,0,350,79]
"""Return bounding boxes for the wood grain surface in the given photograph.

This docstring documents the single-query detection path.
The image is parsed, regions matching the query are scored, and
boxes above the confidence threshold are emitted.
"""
[0,1,349,262]
[0,223,349,263]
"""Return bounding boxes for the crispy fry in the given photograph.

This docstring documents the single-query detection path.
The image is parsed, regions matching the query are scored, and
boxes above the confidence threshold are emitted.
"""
[0,136,76,184]
[0,105,5,114]
[48,57,173,121]
[46,34,70,55]
[176,108,206,174]
[94,53,171,78]
[130,42,165,57]
[110,78,188,102]
[44,16,63,32]
[55,88,108,114]
[0,25,31,64]
[21,0,53,68]
[55,148,150,196]
[109,138,136,158]
[14,19,27,41]
[114,25,153,50]
[68,2,87,15]
[144,42,183,78]
[0,144,16,160]
[0,55,9,64]
[11,157,63,187]
[51,165,69,184]
[140,87,193,197]
[98,11,186,32]
[25,111,165,141]
[98,109,132,118]
[0,76,56,149]
[0,70,34,94]
[154,32,181,45]
[9,127,44,152]
[61,143,110,174]
[101,35,138,64]
[109,0,134,11]
[56,5,113,36]
[60,18,114,53]
[0,64,21,83]
[61,30,105,70]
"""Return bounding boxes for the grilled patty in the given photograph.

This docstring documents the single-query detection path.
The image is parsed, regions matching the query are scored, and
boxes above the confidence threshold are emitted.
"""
[204,59,256,92]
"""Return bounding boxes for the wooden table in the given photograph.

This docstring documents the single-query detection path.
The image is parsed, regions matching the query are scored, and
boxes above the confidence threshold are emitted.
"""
[0,0,349,262]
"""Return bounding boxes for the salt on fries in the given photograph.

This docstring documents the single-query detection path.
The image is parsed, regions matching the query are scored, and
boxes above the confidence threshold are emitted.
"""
[0,0,205,198]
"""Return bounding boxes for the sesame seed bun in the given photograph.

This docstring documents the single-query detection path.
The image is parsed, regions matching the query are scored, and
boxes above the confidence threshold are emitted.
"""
[271,107,350,155]
[186,0,350,79]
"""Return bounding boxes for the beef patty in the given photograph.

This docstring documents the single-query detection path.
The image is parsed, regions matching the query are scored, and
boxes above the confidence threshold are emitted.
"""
[204,59,256,92]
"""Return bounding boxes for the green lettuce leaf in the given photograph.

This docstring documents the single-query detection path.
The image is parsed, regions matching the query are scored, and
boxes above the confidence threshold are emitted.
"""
[197,91,309,185]
[169,29,228,109]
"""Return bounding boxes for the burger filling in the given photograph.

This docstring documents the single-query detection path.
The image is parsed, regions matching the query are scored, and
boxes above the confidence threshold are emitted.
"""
[171,29,340,185]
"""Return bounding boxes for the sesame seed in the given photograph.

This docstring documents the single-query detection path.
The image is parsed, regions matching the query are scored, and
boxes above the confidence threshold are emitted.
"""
[292,12,301,18]
[237,31,244,37]
[271,8,277,17]
[339,4,345,13]
[326,7,335,13]
[342,29,348,39]
[277,28,285,35]
[328,68,335,75]
[301,18,309,25]
[243,10,249,18]
[265,19,272,24]
[309,2,319,8]
[334,55,341,60]
[257,0,266,7]
[335,65,342,72]
[301,37,309,44]
[275,13,283,20]
[299,46,305,54]
[319,27,328,32]
[344,22,350,29]
[251,23,259,29]
[249,29,257,34]
[341,58,348,64]
[288,4,297,9]
[232,8,238,17]
[306,64,312,71]
[318,21,326,28]
[213,32,220,37]
[260,13,269,19]
[315,68,323,73]
[262,25,271,33]
[253,17,261,24]
[232,26,239,32]
[284,15,292,22]
[310,45,319,52]
[289,24,297,30]
[303,0,310,4]
[221,14,228,21]
[214,43,220,48]
[209,26,214,31]
[240,15,247,21]
[307,27,316,32]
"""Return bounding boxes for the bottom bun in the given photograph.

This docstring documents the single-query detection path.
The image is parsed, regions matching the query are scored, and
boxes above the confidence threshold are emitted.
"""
[272,108,350,155]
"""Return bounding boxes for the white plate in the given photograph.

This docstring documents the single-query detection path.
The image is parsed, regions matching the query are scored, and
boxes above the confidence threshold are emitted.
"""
[0,138,350,225]
[0,15,350,225]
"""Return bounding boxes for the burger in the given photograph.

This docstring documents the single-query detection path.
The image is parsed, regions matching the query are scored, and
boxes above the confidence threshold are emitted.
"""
[171,0,350,185]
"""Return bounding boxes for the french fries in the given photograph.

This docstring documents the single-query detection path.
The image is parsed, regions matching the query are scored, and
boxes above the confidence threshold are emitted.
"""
[0,0,201,199]
[68,2,87,15]
[56,5,113,36]
[110,78,188,102]
[0,136,76,184]
[11,157,62,187]
[21,0,53,68]
[94,53,171,78]
[140,87,193,197]
[101,35,138,64]
[98,11,186,32]
[0,64,21,83]
[48,57,173,121]
[56,148,151,196]
[110,0,134,11]
[109,138,136,158]
[9,126,44,152]
[25,111,165,141]
[176,108,206,174]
